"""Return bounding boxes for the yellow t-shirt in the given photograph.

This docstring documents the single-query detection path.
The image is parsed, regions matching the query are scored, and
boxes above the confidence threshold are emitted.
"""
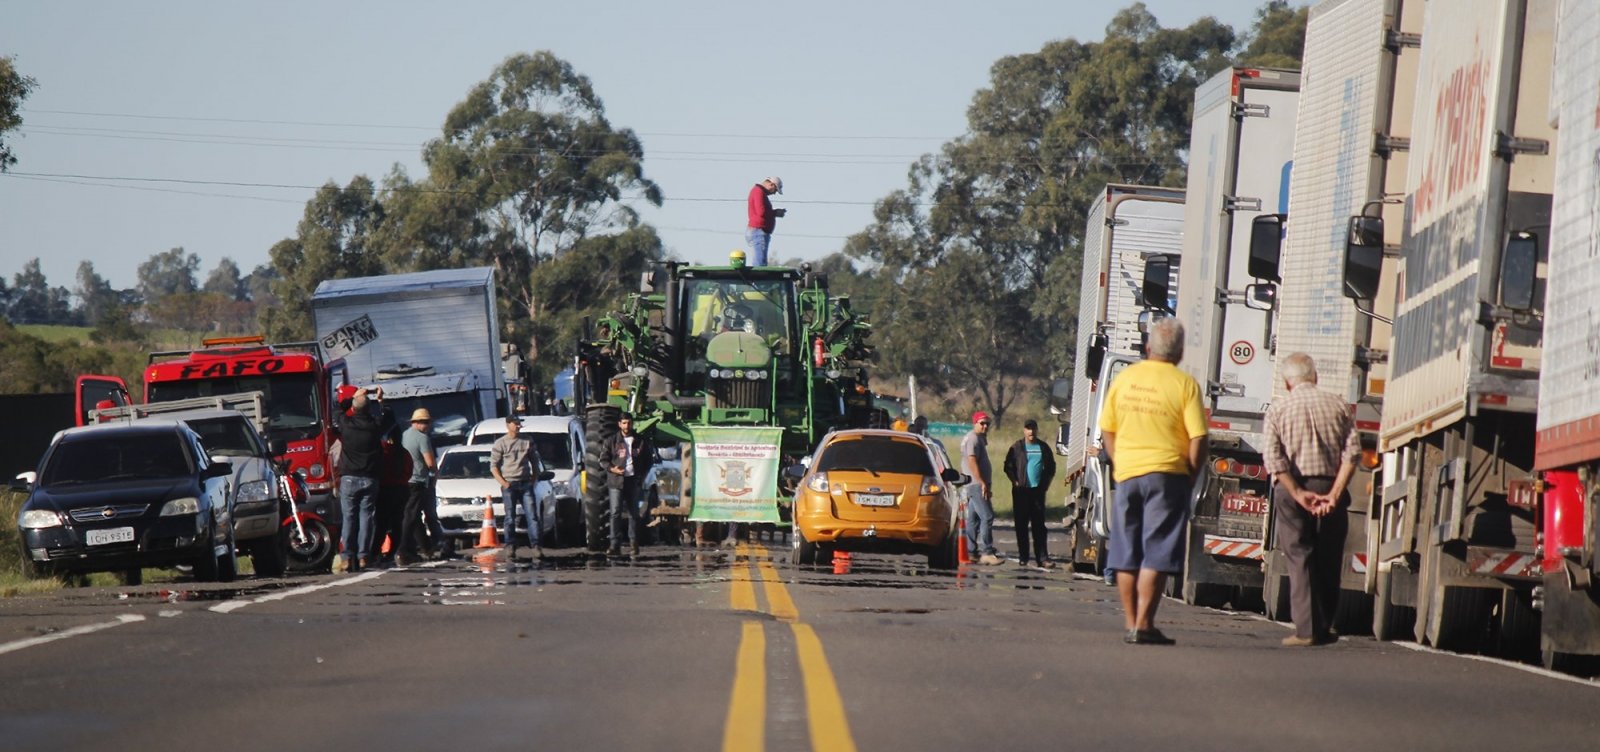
[1097,360,1207,482]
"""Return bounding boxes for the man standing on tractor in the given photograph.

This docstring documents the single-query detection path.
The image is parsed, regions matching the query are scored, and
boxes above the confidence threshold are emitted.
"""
[745,176,786,266]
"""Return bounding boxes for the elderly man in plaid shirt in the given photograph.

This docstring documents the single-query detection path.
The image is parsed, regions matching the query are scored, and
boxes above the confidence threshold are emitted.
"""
[1264,352,1362,647]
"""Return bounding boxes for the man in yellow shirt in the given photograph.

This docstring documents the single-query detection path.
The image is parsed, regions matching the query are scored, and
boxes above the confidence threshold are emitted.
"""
[1098,316,1207,645]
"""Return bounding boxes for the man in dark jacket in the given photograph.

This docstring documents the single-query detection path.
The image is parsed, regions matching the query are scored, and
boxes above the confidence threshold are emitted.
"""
[600,412,654,557]
[1004,419,1058,569]
[337,386,387,573]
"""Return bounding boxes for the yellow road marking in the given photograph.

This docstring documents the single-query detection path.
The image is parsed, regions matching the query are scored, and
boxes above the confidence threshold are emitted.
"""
[756,560,798,623]
[730,555,757,613]
[723,620,766,752]
[792,622,858,752]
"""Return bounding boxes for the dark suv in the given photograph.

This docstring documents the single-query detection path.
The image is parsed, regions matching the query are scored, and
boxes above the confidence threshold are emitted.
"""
[16,421,237,585]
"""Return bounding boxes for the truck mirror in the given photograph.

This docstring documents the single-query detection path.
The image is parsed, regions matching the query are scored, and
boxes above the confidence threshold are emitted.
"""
[1248,214,1285,282]
[1343,215,1384,300]
[1048,377,1071,415]
[1142,255,1173,313]
[1499,231,1539,311]
[1244,282,1277,311]
[1137,310,1167,334]
[1084,332,1108,378]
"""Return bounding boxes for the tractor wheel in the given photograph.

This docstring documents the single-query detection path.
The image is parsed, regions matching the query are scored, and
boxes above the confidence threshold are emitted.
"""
[583,405,622,552]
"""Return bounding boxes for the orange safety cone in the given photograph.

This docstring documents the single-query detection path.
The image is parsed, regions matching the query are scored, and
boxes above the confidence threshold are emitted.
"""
[832,550,852,575]
[478,504,501,549]
[957,503,971,565]
[381,533,393,556]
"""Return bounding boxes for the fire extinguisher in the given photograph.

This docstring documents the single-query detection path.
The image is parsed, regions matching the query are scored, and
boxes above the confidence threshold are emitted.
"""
[813,337,826,368]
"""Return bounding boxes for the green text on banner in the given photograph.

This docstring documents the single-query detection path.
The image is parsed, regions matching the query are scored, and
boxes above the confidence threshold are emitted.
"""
[688,426,784,523]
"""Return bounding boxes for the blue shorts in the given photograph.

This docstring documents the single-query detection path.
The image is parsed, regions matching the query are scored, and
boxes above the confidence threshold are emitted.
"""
[1107,472,1192,574]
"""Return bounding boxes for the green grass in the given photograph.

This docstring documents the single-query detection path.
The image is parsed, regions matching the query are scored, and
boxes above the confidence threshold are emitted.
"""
[15,324,93,344]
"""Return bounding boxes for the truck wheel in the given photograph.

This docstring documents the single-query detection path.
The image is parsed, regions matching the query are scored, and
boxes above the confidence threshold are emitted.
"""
[1372,567,1415,641]
[1542,646,1600,677]
[1183,581,1230,609]
[1416,545,1490,652]
[1492,588,1539,661]
[251,531,290,578]
[1333,588,1373,637]
[582,405,622,552]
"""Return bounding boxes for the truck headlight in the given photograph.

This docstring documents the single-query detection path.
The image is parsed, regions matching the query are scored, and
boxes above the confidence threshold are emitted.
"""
[236,480,275,504]
[19,509,63,529]
[160,497,201,516]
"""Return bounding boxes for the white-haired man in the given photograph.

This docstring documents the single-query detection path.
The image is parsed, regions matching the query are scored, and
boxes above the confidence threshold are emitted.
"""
[1264,352,1360,647]
[1098,316,1207,645]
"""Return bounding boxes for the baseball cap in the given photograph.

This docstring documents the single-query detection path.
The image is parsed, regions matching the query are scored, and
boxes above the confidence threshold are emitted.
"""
[1024,419,1038,430]
[505,415,522,424]
[972,411,990,424]
[765,176,783,194]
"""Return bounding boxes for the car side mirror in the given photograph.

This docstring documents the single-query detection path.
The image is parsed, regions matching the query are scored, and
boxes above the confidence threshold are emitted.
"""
[940,467,961,484]
[1142,255,1173,313]
[268,439,288,457]
[1084,333,1108,382]
[1249,214,1285,282]
[1500,230,1540,311]
[10,471,35,491]
[538,470,556,482]
[204,462,234,479]
[1343,215,1385,301]
[1243,282,1277,311]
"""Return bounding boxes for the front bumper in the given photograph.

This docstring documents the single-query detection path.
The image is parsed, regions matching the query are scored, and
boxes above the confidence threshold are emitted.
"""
[22,515,214,573]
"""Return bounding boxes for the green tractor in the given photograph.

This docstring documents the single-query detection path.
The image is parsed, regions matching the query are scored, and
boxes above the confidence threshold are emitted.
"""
[574,251,877,550]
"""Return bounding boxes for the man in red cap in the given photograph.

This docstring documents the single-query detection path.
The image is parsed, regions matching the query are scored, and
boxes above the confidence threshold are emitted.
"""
[746,176,786,267]
[961,410,1003,565]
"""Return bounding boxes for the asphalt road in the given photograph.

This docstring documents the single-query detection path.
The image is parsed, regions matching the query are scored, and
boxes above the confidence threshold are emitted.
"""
[1,531,1597,752]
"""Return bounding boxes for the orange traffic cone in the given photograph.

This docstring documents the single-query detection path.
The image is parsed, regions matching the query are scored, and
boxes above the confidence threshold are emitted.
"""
[957,503,971,565]
[381,533,393,555]
[478,505,501,549]
[832,550,852,575]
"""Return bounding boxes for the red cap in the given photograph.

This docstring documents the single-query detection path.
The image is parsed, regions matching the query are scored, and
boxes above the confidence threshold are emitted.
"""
[336,384,359,403]
[972,411,989,424]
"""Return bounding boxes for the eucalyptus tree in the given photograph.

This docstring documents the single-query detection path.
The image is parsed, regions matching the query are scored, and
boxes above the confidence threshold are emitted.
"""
[264,176,386,340]
[0,56,36,172]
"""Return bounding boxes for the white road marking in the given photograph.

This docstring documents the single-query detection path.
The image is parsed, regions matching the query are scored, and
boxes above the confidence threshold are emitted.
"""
[210,570,385,613]
[0,614,145,656]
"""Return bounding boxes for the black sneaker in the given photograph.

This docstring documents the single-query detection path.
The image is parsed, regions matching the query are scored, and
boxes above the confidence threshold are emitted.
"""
[1123,630,1140,644]
[1135,629,1176,645]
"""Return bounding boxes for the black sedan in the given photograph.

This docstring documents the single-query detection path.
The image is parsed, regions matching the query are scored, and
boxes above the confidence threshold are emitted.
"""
[15,421,237,585]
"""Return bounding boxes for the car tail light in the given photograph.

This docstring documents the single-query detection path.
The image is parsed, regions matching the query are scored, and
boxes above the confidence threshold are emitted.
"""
[920,476,942,496]
[807,472,831,493]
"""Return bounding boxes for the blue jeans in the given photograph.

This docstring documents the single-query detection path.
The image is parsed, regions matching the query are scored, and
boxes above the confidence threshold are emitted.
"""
[745,227,770,267]
[339,475,378,563]
[503,480,539,548]
[964,482,997,556]
[609,477,643,550]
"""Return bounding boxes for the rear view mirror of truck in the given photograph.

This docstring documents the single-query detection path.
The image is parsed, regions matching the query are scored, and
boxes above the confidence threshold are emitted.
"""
[1084,332,1108,378]
[1499,231,1540,312]
[1248,214,1285,282]
[1244,283,1277,311]
[1048,377,1072,417]
[1141,255,1173,314]
[1343,215,1385,301]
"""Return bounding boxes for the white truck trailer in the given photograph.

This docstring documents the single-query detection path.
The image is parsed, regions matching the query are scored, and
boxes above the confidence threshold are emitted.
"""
[1158,66,1300,609]
[1254,0,1424,633]
[1533,0,1600,673]
[1053,184,1185,573]
[312,267,507,446]
[1343,0,1555,654]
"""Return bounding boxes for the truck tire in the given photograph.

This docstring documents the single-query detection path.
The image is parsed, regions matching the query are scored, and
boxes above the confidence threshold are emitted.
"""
[1372,567,1415,641]
[1183,581,1230,609]
[1333,588,1373,637]
[582,405,622,553]
[1492,588,1539,661]
[1416,543,1490,652]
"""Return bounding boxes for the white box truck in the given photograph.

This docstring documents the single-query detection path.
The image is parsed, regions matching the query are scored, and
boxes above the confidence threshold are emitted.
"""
[1533,0,1600,672]
[1159,66,1300,608]
[1343,0,1555,653]
[1051,183,1184,574]
[312,267,507,446]
[1253,0,1424,633]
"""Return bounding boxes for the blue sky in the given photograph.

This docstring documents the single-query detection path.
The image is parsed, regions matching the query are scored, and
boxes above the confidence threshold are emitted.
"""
[1,0,1271,291]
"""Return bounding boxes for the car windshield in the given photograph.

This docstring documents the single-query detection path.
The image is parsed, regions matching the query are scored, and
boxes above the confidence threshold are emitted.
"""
[529,433,572,469]
[185,416,264,458]
[43,432,192,486]
[814,436,935,476]
[438,451,492,480]
[149,373,321,443]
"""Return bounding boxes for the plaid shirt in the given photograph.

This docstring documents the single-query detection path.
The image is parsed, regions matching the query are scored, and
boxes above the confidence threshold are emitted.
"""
[1263,383,1360,478]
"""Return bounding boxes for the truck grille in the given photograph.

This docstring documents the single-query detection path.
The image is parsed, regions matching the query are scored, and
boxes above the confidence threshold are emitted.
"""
[708,379,770,410]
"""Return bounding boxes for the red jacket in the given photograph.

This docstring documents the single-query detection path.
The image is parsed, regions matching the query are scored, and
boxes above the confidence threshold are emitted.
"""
[748,183,777,233]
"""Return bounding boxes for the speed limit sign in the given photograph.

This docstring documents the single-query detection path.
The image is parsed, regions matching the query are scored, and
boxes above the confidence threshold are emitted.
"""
[1228,340,1255,365]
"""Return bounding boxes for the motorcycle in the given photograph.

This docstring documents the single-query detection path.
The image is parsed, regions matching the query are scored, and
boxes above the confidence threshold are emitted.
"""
[272,452,337,574]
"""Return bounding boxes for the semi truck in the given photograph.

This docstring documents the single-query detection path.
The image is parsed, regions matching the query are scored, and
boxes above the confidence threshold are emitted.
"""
[1051,183,1185,574]
[1341,0,1554,654]
[1251,0,1423,632]
[1154,66,1301,609]
[1533,0,1600,673]
[312,267,508,447]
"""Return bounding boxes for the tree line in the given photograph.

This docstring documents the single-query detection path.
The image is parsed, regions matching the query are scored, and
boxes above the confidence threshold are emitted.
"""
[0,2,1306,418]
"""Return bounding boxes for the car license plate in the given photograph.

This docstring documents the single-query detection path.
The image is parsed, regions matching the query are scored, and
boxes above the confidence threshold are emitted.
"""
[86,527,135,546]
[855,493,896,507]
[491,502,506,516]
[1221,493,1268,515]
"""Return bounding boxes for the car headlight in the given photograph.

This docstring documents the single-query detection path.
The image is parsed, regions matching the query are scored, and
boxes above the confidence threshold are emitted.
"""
[18,509,62,529]
[551,480,573,497]
[160,497,201,516]
[236,479,275,504]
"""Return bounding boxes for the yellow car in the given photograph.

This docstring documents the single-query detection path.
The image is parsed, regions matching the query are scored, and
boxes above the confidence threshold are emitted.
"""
[790,429,968,569]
